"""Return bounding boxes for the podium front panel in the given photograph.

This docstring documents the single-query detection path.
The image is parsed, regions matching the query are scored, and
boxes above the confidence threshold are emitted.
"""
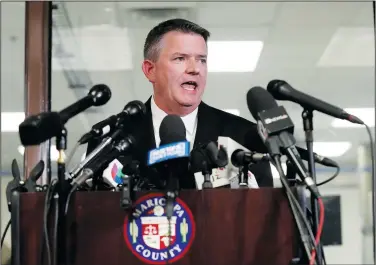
[18,189,296,265]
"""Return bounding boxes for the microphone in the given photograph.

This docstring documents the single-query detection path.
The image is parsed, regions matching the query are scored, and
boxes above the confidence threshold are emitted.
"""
[231,149,270,167]
[147,115,190,169]
[295,146,338,168]
[147,115,190,218]
[69,101,145,179]
[19,84,111,146]
[78,100,146,144]
[267,80,364,125]
[230,147,337,168]
[247,86,320,198]
[190,141,228,189]
[70,135,136,190]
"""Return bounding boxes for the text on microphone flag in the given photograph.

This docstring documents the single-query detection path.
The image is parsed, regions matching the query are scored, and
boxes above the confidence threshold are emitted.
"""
[147,141,190,166]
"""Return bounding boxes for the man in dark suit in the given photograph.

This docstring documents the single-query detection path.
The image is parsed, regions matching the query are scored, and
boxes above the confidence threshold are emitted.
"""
[89,18,273,189]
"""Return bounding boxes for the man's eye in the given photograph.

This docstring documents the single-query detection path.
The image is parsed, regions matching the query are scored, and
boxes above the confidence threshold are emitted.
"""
[175,57,184,61]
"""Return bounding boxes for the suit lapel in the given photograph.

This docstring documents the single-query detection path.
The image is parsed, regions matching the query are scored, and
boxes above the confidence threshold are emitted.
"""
[135,97,156,163]
[193,102,221,148]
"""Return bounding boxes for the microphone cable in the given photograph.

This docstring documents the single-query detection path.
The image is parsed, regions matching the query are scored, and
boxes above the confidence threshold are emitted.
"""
[273,156,325,265]
[40,178,58,265]
[316,165,340,187]
[0,219,11,248]
[65,140,82,168]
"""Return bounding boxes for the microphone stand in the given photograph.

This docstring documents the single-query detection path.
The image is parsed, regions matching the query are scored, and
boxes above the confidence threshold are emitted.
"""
[202,161,213,189]
[302,109,323,264]
[239,164,249,188]
[55,127,69,265]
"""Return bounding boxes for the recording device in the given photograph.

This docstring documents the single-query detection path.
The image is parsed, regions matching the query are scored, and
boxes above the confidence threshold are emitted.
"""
[267,79,364,125]
[19,84,111,146]
[70,135,136,190]
[190,141,228,189]
[6,159,45,211]
[78,100,146,144]
[147,115,190,218]
[247,86,320,198]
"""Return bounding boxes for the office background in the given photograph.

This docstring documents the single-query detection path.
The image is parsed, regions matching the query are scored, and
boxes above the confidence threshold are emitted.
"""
[1,2,374,264]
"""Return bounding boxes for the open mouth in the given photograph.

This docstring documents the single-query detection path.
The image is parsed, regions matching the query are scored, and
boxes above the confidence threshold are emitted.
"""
[181,81,198,91]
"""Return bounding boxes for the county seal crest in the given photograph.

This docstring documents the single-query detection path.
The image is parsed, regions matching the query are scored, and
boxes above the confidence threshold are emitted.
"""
[123,193,196,264]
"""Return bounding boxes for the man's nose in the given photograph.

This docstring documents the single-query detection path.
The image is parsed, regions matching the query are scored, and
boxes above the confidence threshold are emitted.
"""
[186,59,200,75]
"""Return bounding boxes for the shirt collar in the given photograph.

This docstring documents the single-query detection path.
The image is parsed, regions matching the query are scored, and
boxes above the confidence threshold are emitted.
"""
[150,96,198,135]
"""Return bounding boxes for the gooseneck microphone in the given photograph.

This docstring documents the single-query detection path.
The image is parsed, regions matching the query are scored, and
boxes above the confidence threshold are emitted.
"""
[247,86,320,198]
[267,80,364,125]
[78,100,146,144]
[19,84,112,146]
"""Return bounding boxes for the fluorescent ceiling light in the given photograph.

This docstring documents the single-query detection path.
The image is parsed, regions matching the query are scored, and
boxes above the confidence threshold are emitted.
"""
[223,109,240,116]
[207,41,263,72]
[313,142,351,157]
[331,108,374,128]
[270,162,287,179]
[1,112,25,132]
[18,145,59,161]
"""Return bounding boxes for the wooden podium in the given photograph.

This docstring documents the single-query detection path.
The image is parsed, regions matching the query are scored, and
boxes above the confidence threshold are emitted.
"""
[14,188,297,265]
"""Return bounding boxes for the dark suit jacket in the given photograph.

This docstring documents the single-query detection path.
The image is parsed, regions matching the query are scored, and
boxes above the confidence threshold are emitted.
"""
[87,97,273,189]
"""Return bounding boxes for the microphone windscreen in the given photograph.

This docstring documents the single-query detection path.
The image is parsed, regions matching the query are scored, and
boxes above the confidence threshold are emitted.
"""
[246,86,278,119]
[89,84,112,106]
[159,115,186,145]
[266,80,290,100]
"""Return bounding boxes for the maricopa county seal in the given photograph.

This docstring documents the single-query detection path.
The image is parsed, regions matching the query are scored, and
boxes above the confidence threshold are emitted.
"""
[123,193,196,264]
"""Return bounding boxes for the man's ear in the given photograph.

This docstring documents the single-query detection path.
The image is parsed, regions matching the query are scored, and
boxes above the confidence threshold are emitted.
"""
[141,60,156,83]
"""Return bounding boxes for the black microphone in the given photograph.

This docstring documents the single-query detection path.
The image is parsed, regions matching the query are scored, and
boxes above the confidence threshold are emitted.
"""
[148,115,189,218]
[190,142,228,170]
[295,146,338,168]
[19,84,111,146]
[70,135,136,189]
[231,149,270,167]
[247,86,320,198]
[190,141,228,189]
[78,100,146,144]
[267,80,364,125]
[156,115,190,180]
[230,146,337,168]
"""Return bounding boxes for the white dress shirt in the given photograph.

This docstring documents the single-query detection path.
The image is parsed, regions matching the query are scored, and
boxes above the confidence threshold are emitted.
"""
[150,96,198,149]
[150,96,258,189]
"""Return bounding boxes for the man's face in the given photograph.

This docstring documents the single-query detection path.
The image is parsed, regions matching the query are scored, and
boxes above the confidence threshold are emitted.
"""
[143,31,208,113]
